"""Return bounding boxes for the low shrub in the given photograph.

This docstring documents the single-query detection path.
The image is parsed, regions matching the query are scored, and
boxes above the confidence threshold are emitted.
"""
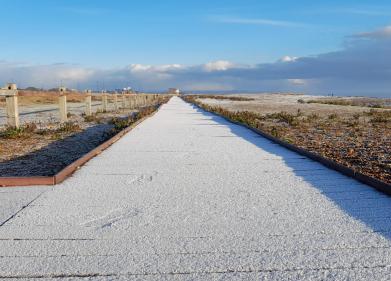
[0,123,37,139]
[264,112,299,126]
[84,114,101,123]
[57,122,81,133]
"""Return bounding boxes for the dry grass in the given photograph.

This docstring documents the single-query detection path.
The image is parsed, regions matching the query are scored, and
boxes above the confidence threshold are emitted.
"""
[306,97,391,108]
[197,93,391,118]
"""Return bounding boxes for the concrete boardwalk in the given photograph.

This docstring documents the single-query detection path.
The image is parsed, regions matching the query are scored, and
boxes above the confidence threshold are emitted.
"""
[1,96,391,280]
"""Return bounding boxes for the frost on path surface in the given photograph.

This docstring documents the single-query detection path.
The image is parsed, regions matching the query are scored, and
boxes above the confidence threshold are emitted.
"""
[0,97,391,280]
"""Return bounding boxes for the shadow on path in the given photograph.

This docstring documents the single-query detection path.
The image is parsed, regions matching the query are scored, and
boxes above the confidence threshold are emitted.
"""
[189,104,391,240]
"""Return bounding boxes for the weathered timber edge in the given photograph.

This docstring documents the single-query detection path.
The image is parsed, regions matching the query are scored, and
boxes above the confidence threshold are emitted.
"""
[188,100,391,196]
[0,106,162,187]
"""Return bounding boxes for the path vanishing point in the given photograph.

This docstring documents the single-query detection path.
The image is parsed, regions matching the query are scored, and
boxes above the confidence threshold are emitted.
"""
[1,97,391,280]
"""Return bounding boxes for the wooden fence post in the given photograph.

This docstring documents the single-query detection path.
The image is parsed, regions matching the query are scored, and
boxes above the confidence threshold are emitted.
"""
[129,95,134,109]
[113,93,118,111]
[121,92,126,109]
[145,95,149,105]
[135,95,140,108]
[102,91,108,112]
[85,90,92,116]
[59,87,67,122]
[0,83,19,128]
[142,95,147,106]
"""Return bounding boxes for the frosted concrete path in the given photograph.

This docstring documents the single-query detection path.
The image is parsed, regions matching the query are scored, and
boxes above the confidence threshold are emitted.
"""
[1,96,391,280]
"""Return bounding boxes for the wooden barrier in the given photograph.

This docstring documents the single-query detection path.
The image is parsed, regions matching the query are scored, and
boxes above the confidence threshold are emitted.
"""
[0,86,163,129]
[0,83,20,128]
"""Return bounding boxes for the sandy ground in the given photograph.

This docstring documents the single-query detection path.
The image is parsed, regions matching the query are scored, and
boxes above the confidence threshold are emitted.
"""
[201,93,384,116]
[0,97,391,279]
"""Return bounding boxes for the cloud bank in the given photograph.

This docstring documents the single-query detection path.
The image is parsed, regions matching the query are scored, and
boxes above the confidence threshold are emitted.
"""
[1,26,390,97]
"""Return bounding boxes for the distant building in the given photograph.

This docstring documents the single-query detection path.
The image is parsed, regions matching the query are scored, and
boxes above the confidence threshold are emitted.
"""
[168,88,180,95]
[122,87,134,94]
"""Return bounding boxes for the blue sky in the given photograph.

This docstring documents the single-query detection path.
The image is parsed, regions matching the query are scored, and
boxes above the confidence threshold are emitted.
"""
[1,0,391,96]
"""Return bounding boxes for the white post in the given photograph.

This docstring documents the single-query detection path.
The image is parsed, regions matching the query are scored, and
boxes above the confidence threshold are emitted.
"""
[85,90,92,116]
[114,93,118,111]
[129,95,134,109]
[135,95,140,108]
[141,95,146,107]
[59,87,67,122]
[121,93,126,109]
[102,91,108,112]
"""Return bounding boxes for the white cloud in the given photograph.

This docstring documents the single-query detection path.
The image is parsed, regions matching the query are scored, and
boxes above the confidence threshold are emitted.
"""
[57,68,94,80]
[354,25,391,39]
[204,61,234,72]
[183,82,234,91]
[129,64,183,73]
[288,79,306,85]
[129,64,152,72]
[280,56,299,63]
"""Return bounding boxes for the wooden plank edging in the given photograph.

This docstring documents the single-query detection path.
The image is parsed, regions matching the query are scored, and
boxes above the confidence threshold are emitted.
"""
[189,101,391,196]
[0,107,161,187]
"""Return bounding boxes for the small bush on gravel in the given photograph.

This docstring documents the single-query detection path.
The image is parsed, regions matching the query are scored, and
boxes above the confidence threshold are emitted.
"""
[84,114,102,123]
[265,112,298,126]
[0,123,37,139]
[110,117,131,131]
[57,122,81,133]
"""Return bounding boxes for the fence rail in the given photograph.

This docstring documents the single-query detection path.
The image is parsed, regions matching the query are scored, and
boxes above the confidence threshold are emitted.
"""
[0,83,164,128]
